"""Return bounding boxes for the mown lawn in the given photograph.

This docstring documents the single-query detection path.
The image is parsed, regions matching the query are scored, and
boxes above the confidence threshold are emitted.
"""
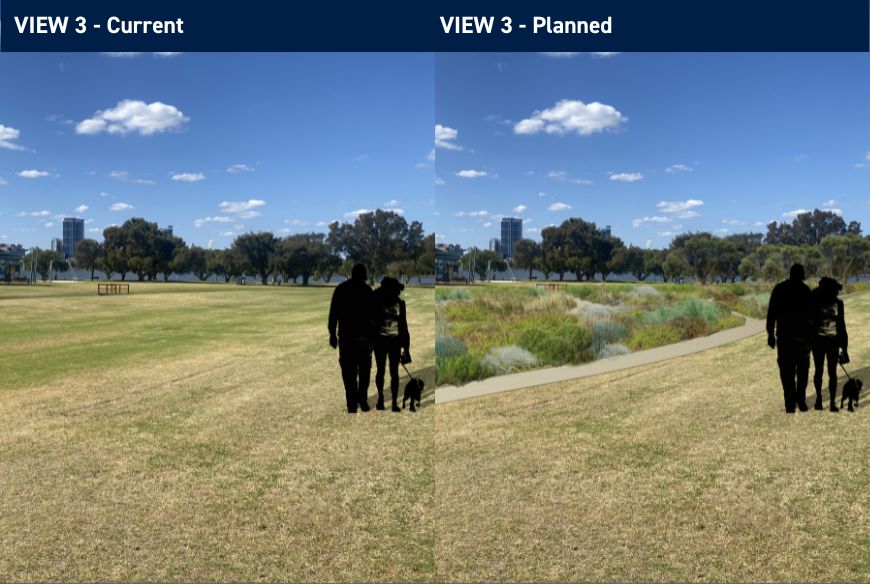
[435,291,869,582]
[0,281,435,582]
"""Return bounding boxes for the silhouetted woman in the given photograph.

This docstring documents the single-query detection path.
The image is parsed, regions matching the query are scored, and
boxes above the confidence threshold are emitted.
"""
[372,277,410,412]
[811,277,848,412]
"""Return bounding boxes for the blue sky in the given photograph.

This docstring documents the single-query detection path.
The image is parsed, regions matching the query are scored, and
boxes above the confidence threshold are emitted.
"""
[0,53,434,249]
[435,52,870,249]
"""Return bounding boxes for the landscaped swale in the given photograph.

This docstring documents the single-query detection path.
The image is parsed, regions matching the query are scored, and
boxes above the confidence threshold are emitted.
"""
[436,282,767,385]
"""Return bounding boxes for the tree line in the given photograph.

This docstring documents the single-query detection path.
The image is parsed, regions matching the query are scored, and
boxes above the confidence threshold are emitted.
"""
[22,210,434,285]
[463,209,869,284]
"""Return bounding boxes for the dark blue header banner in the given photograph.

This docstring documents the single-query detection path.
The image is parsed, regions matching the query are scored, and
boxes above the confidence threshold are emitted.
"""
[1,0,867,52]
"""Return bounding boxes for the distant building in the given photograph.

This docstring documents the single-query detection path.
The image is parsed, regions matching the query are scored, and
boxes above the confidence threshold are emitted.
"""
[435,243,464,283]
[601,224,612,238]
[158,225,174,238]
[62,217,84,260]
[50,238,63,255]
[488,238,500,254]
[0,244,26,283]
[500,217,522,259]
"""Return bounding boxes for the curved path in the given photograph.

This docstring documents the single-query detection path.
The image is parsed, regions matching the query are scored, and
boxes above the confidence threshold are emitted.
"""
[436,314,765,404]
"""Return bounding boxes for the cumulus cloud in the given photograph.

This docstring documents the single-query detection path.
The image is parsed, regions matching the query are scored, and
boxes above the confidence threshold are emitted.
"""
[76,99,189,136]
[632,216,672,227]
[385,199,401,208]
[513,204,528,214]
[44,222,54,228]
[539,52,621,58]
[344,208,372,218]
[110,202,135,211]
[16,210,51,217]
[454,210,488,217]
[435,124,465,151]
[227,164,254,173]
[547,169,594,184]
[722,219,747,226]
[74,205,89,214]
[18,170,50,178]
[218,199,265,214]
[102,52,182,58]
[665,164,692,173]
[548,202,573,212]
[610,172,643,182]
[514,99,627,136]
[456,169,489,178]
[657,199,704,214]
[0,124,25,150]
[109,170,155,185]
[194,216,233,228]
[171,172,205,182]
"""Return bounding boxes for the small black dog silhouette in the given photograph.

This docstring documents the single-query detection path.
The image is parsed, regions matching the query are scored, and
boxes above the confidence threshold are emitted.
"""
[841,377,862,412]
[403,377,424,412]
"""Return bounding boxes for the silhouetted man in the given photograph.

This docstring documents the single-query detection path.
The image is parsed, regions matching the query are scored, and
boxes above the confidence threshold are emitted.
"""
[766,263,813,413]
[328,263,374,413]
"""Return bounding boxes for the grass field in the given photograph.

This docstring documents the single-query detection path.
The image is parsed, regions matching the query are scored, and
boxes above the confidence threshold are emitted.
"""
[435,292,870,582]
[0,282,435,582]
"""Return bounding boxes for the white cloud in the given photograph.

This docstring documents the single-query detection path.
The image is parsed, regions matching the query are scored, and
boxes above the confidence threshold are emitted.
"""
[514,99,627,136]
[218,199,265,214]
[220,231,236,237]
[18,170,50,178]
[665,164,692,173]
[454,210,488,217]
[227,164,254,173]
[456,169,489,178]
[385,199,401,208]
[99,191,109,197]
[44,222,54,228]
[0,178,6,186]
[109,170,155,185]
[74,205,89,214]
[548,170,568,180]
[110,202,135,211]
[0,124,25,150]
[344,208,372,218]
[821,199,838,208]
[610,172,643,182]
[539,52,621,58]
[722,219,747,226]
[102,52,183,58]
[16,210,51,217]
[513,204,528,214]
[207,239,214,249]
[632,216,672,227]
[76,99,189,136]
[434,176,446,186]
[171,172,205,182]
[87,227,101,234]
[656,199,704,214]
[548,202,573,212]
[194,216,233,228]
[435,124,465,151]
[482,222,492,228]
[782,209,809,218]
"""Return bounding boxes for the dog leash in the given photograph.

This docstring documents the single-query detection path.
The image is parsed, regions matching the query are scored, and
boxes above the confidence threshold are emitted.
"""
[839,362,854,381]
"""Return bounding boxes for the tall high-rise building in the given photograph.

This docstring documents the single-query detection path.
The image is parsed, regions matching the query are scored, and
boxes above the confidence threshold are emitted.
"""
[50,238,63,255]
[500,217,522,259]
[602,225,612,238]
[62,217,84,260]
[488,238,500,254]
[158,225,174,238]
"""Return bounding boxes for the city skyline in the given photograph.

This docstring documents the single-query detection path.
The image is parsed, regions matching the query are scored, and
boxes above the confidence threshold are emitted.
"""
[0,53,435,250]
[434,52,870,250]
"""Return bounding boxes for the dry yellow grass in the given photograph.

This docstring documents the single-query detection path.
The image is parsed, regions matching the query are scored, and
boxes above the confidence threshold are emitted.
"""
[435,293,870,582]
[0,282,435,582]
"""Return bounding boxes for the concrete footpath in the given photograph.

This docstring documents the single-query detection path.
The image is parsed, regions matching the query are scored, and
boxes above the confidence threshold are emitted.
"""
[436,315,766,404]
